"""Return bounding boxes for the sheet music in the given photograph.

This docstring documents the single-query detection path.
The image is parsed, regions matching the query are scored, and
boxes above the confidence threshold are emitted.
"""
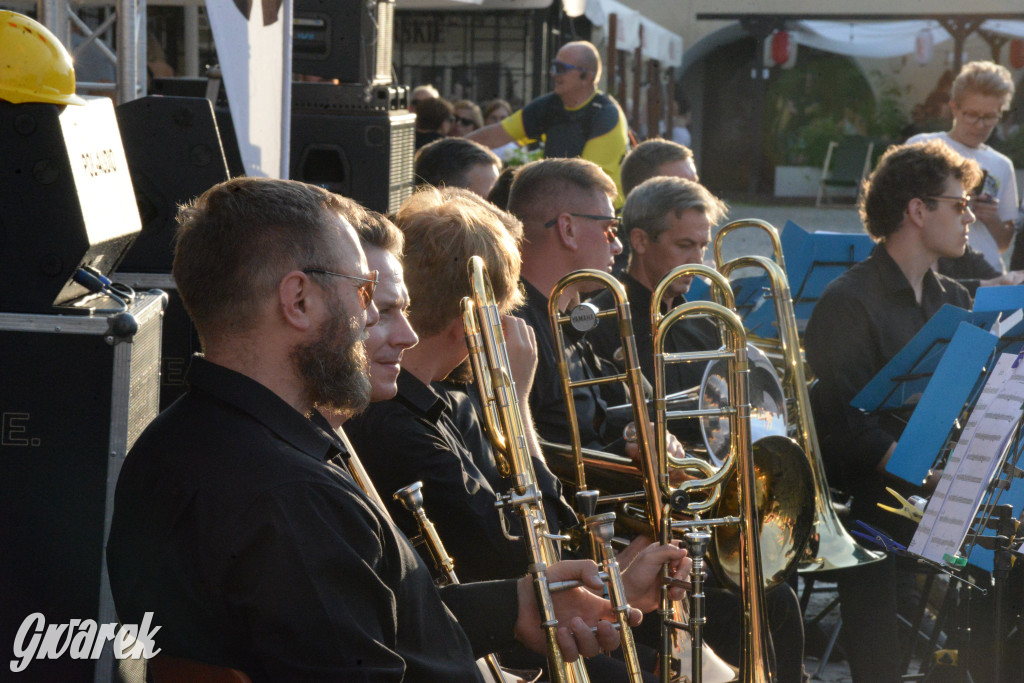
[909,353,1024,564]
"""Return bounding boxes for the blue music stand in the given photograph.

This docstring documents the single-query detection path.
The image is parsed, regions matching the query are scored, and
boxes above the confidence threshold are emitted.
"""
[884,322,996,485]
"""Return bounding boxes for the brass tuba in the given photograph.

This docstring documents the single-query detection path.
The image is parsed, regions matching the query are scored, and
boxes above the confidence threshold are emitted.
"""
[463,255,643,683]
[713,220,884,573]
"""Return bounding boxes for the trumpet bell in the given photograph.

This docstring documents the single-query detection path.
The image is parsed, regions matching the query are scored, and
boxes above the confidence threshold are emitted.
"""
[711,435,815,591]
[698,345,787,467]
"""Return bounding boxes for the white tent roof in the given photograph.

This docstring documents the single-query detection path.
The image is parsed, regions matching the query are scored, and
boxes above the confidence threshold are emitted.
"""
[791,19,1024,58]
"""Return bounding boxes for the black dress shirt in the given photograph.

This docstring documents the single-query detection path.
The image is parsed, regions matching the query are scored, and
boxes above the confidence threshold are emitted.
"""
[107,356,518,682]
[518,279,627,454]
[804,244,972,538]
[345,369,575,583]
[587,272,721,443]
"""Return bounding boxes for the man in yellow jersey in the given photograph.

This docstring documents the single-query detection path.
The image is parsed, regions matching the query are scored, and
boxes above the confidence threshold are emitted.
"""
[468,41,629,203]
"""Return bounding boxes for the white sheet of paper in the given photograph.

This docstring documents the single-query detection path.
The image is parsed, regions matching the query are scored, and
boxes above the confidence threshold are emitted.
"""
[910,353,1024,564]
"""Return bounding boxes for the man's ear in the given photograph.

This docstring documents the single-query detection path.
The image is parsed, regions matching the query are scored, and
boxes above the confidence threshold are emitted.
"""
[630,227,648,255]
[553,213,579,251]
[279,270,316,332]
[906,197,929,229]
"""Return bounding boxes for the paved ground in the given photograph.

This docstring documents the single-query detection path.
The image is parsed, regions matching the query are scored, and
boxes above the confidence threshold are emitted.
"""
[709,200,863,681]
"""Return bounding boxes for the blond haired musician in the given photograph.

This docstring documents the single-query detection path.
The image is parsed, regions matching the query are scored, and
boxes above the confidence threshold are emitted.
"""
[345,186,690,681]
[106,177,646,681]
[805,141,980,682]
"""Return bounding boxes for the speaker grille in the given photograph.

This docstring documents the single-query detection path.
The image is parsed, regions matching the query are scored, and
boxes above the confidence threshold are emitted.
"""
[388,116,416,213]
[374,1,394,85]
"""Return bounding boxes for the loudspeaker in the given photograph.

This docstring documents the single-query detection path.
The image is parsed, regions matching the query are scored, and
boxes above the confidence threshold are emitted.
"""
[290,109,416,214]
[0,293,164,682]
[150,78,246,177]
[112,274,200,411]
[115,96,230,273]
[0,99,141,313]
[293,0,394,84]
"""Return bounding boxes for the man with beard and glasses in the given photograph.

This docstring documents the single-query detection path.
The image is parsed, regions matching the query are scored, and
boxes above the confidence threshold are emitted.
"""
[106,177,637,681]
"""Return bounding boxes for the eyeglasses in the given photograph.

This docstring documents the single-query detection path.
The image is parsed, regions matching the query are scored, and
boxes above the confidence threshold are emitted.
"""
[926,195,972,215]
[450,115,477,128]
[550,60,586,76]
[303,268,378,309]
[958,109,1004,126]
[544,213,620,243]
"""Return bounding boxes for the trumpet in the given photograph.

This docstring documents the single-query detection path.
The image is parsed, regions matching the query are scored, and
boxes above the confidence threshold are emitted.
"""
[713,220,883,573]
[464,256,642,683]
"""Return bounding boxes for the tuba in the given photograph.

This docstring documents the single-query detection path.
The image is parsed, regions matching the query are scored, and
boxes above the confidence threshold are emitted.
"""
[713,220,884,573]
[463,255,643,683]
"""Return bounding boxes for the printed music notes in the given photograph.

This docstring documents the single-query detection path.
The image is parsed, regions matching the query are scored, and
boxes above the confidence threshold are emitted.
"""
[909,353,1024,568]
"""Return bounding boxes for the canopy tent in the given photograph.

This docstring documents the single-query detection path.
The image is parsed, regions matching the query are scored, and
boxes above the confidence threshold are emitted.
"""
[790,18,1024,59]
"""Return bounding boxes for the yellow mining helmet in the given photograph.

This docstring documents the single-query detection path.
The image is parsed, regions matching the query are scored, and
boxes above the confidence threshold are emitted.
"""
[0,11,87,105]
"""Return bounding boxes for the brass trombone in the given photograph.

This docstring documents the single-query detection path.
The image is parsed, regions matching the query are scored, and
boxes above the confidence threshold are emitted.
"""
[464,256,642,683]
[713,221,883,573]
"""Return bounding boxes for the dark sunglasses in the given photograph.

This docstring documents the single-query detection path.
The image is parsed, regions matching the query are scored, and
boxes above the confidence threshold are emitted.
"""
[450,115,477,127]
[303,268,379,309]
[926,195,972,215]
[550,60,586,76]
[544,213,619,243]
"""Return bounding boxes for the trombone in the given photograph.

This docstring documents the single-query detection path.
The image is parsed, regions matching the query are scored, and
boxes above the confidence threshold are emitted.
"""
[713,220,884,573]
[464,256,642,683]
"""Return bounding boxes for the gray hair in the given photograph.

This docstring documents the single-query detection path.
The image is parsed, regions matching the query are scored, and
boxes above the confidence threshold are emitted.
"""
[622,176,727,243]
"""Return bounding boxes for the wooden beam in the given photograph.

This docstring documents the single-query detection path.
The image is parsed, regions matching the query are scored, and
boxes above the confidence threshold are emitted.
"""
[631,24,643,131]
[607,14,618,96]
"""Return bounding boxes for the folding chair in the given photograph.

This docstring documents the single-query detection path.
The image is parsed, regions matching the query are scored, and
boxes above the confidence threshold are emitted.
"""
[816,137,875,207]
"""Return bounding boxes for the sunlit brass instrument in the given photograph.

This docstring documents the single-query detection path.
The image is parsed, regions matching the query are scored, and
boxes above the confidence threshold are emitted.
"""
[651,265,814,594]
[464,255,641,683]
[546,268,740,683]
[653,297,777,683]
[333,429,505,683]
[712,220,789,377]
[713,221,883,573]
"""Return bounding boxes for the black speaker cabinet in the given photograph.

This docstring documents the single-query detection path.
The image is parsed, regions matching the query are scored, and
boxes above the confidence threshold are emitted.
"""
[115,96,230,273]
[0,98,141,313]
[112,274,199,410]
[293,0,394,84]
[290,109,416,214]
[0,293,164,682]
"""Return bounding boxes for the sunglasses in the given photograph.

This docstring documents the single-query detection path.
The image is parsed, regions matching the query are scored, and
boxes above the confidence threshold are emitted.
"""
[550,60,586,76]
[303,268,379,309]
[926,195,972,215]
[544,213,620,243]
[450,115,477,128]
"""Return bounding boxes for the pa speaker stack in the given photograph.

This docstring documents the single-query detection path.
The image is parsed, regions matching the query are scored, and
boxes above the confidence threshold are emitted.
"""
[290,0,415,215]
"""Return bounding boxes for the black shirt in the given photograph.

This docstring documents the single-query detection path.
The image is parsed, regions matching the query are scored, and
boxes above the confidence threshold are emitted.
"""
[804,244,972,538]
[345,369,573,583]
[518,278,627,454]
[107,356,518,682]
[587,272,721,442]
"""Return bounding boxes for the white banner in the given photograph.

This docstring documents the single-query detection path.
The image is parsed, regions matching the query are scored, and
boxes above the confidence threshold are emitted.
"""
[205,0,291,178]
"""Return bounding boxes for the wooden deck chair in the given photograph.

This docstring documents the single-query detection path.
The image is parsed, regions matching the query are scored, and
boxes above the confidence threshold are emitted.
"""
[816,137,874,207]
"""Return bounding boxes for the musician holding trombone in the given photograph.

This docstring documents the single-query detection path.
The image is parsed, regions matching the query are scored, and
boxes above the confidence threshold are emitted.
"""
[106,177,653,681]
[346,186,692,680]
[804,141,979,683]
[583,174,809,683]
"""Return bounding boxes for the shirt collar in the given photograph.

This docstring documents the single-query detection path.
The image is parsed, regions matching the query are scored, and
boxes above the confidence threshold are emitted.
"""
[395,367,445,421]
[186,355,341,463]
[871,243,950,310]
